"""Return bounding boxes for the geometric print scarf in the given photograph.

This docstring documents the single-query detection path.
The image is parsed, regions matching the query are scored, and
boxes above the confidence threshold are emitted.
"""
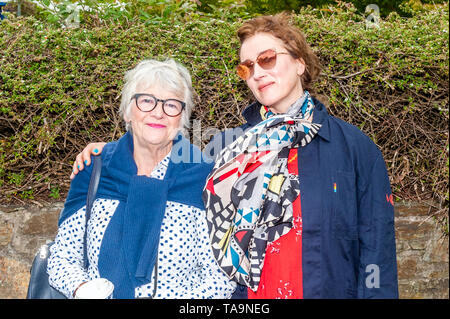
[203,91,321,291]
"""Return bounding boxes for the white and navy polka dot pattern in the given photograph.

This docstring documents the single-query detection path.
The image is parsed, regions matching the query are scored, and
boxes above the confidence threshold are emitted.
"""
[151,155,169,180]
[47,154,236,299]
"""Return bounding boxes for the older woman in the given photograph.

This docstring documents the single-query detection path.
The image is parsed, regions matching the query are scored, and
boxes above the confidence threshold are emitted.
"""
[71,14,398,299]
[48,59,236,299]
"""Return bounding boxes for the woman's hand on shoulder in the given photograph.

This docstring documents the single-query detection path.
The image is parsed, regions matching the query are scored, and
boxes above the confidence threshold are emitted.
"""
[70,142,106,180]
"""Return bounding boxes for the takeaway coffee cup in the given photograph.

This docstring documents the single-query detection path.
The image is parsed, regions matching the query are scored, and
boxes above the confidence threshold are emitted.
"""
[75,278,114,299]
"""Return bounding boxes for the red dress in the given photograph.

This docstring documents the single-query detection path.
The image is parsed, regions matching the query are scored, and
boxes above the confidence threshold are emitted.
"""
[248,148,303,299]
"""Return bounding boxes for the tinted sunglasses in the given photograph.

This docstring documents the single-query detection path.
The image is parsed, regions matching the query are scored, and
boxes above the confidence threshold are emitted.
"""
[236,49,290,80]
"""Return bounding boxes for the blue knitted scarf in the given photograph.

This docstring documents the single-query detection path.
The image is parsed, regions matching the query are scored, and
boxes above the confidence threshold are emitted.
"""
[59,131,213,298]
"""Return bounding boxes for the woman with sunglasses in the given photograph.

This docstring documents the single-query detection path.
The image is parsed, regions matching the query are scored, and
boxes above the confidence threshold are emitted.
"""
[70,13,398,299]
[48,59,236,298]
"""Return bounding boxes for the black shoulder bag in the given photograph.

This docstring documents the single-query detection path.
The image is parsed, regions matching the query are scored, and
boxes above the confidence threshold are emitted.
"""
[26,156,102,299]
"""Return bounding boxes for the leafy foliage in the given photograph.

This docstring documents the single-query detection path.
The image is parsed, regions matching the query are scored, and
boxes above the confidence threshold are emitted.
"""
[0,2,448,229]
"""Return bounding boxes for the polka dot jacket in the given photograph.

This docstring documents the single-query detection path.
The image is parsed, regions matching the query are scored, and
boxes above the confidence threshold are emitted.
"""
[47,154,236,299]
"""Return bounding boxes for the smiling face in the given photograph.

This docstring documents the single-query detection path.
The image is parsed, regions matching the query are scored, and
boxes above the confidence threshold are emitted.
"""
[124,84,183,152]
[240,32,306,114]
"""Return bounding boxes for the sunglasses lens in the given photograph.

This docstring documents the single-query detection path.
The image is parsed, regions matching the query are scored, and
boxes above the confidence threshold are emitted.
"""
[257,50,277,69]
[237,63,252,80]
[236,49,278,80]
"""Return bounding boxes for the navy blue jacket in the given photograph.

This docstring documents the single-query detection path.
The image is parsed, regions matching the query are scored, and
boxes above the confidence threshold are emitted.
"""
[205,98,399,299]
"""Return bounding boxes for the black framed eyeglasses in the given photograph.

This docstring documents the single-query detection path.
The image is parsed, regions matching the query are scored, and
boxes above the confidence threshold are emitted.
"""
[131,93,185,117]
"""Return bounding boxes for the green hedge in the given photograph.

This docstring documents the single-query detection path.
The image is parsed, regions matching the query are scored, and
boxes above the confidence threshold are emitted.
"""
[236,0,448,16]
[0,4,448,228]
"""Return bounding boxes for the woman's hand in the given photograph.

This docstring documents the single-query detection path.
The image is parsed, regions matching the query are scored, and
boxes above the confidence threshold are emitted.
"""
[73,281,88,298]
[73,278,114,299]
[70,142,106,180]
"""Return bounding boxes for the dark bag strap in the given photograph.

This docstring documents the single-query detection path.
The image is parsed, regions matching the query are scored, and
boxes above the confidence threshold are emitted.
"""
[83,155,102,269]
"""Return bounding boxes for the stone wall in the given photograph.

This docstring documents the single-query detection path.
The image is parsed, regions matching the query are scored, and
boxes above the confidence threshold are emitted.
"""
[0,201,448,299]
[394,202,448,298]
[0,203,62,298]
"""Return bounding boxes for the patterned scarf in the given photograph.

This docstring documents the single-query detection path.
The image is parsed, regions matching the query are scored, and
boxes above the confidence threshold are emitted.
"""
[203,91,321,291]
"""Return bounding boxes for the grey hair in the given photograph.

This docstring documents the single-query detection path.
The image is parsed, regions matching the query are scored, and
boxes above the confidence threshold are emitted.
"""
[120,58,194,134]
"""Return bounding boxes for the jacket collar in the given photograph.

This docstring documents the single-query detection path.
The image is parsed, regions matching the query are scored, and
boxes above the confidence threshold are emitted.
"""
[241,97,331,142]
